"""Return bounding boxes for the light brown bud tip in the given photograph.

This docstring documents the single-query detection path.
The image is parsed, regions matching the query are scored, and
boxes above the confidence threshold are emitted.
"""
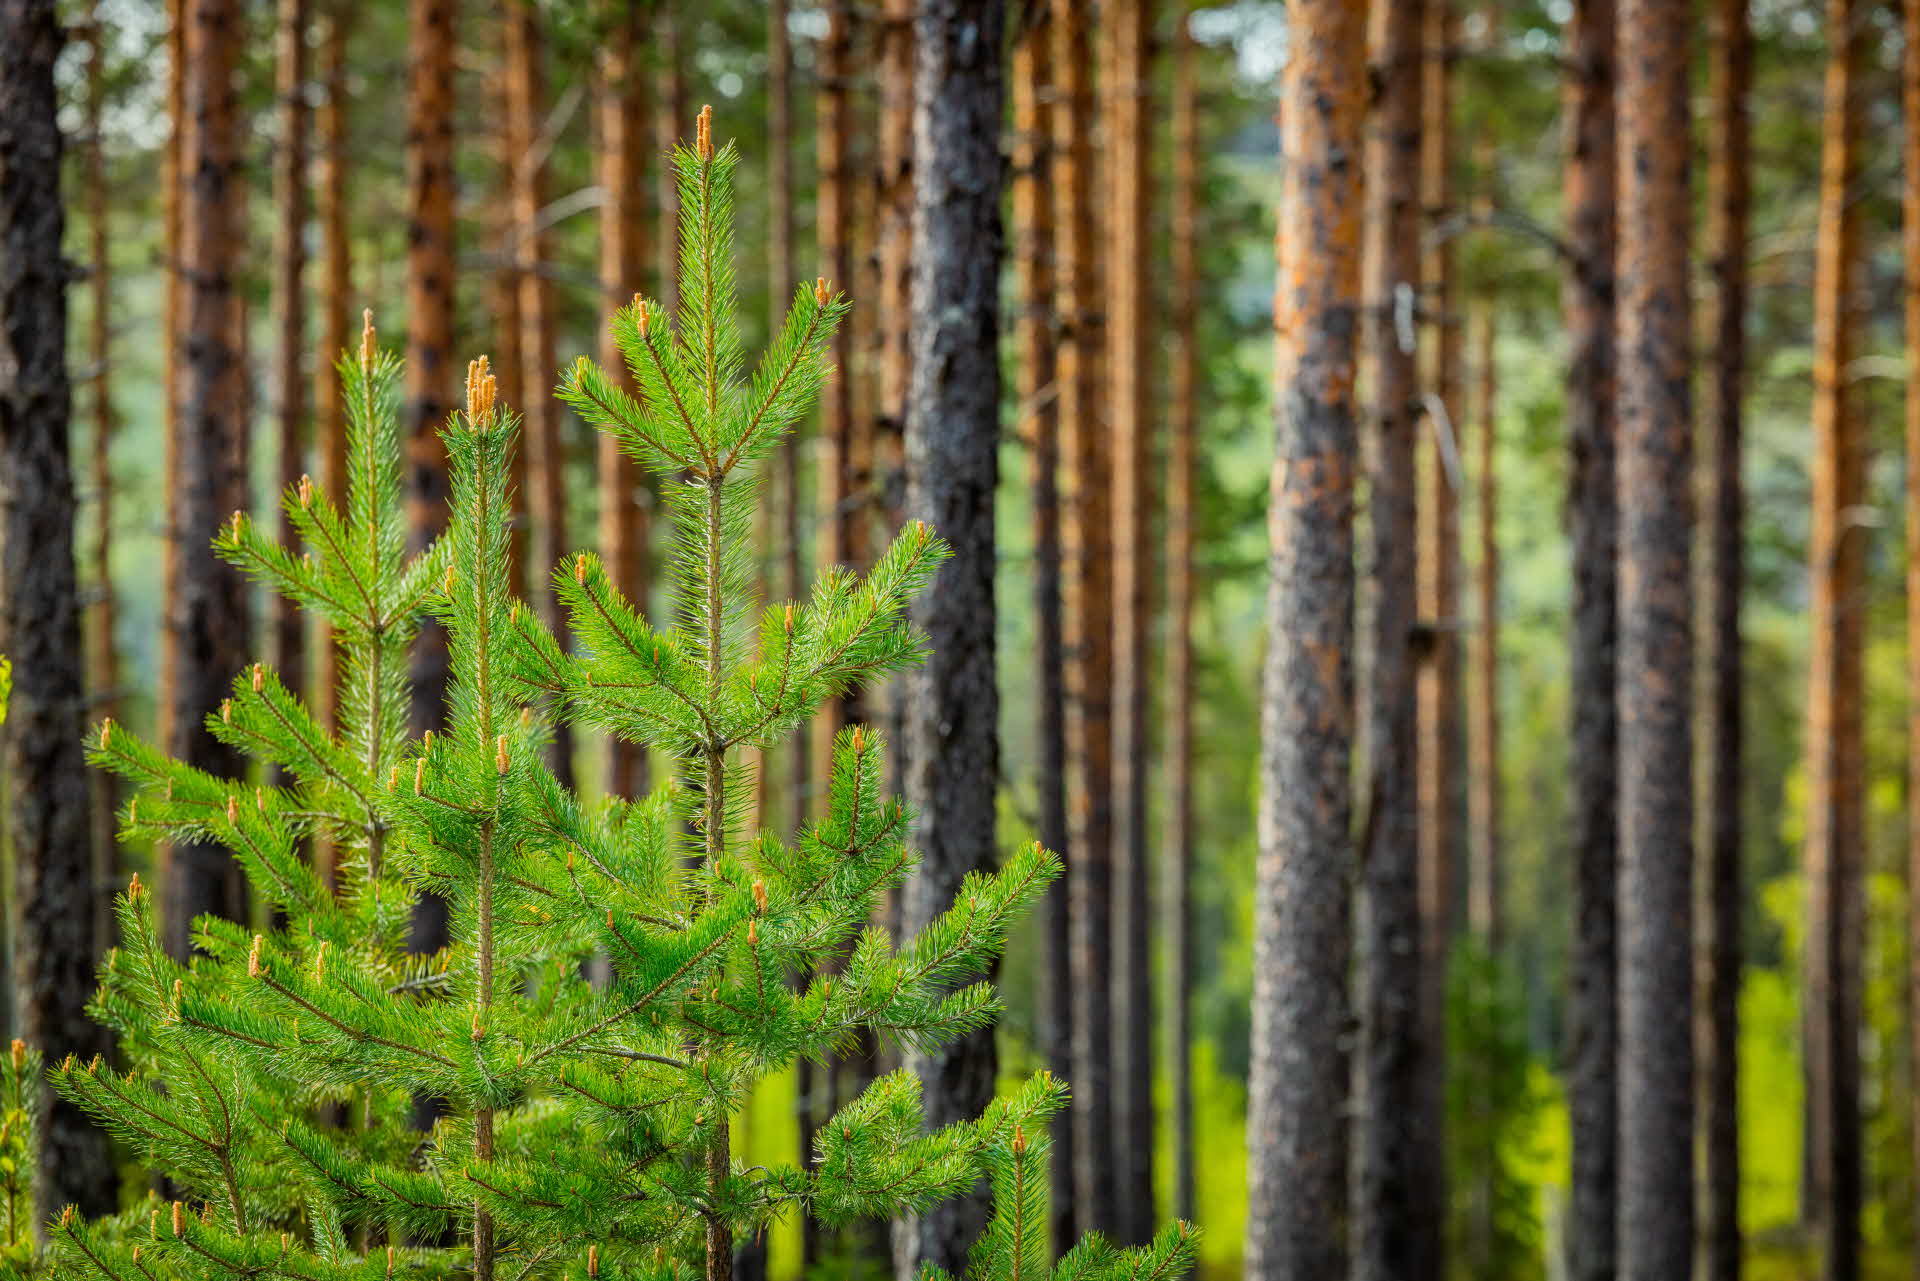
[252,663,265,693]
[637,299,651,335]
[696,104,714,159]
[388,765,400,789]
[588,1245,600,1278]
[248,935,262,978]
[256,786,266,811]
[226,795,238,824]
[298,473,313,507]
[851,726,864,753]
[576,553,589,584]
[1012,1124,1026,1154]
[129,872,142,898]
[61,1205,74,1227]
[752,879,767,912]
[747,919,758,945]
[171,1201,183,1237]
[100,718,113,748]
[815,277,830,305]
[519,706,532,728]
[360,310,375,370]
[414,758,425,794]
[221,698,233,724]
[9,1040,23,1071]
[231,509,247,534]
[496,734,509,775]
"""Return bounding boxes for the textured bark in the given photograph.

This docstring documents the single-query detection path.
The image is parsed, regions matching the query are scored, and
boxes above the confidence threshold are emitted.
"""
[597,0,650,800]
[405,0,455,741]
[1467,300,1499,944]
[873,0,914,810]
[1414,6,1458,1267]
[1805,2,1864,1276]
[272,0,309,718]
[1103,0,1156,1244]
[1244,3,1363,1277]
[1051,0,1116,1237]
[896,9,1005,1276]
[0,0,118,1217]
[313,0,351,886]
[83,0,119,968]
[1616,1,1695,1276]
[1700,0,1749,1276]
[1563,1,1618,1276]
[1011,6,1072,1256]
[1357,0,1428,1277]
[167,0,251,956]
[1166,7,1198,1231]
[506,0,574,788]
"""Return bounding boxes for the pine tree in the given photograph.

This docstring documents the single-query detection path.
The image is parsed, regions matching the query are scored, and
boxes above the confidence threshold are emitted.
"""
[48,115,1195,1281]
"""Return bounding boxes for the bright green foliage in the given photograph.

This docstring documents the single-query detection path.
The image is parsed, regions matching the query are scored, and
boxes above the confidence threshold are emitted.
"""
[0,1041,41,1273]
[47,119,1192,1281]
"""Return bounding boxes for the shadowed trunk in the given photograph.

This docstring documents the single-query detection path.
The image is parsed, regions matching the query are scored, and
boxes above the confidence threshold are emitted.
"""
[1467,297,1499,944]
[1244,2,1364,1277]
[271,0,309,718]
[313,0,351,890]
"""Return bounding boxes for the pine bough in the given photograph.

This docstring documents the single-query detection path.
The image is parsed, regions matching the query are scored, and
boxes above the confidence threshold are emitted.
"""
[47,113,1196,1281]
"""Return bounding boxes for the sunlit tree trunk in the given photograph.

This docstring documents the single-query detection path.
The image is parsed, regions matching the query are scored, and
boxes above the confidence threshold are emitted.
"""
[1468,297,1498,944]
[1357,0,1428,1275]
[1245,4,1364,1279]
[655,0,684,318]
[272,0,309,724]
[1805,2,1865,1278]
[167,0,251,956]
[1563,1,1618,1275]
[1699,0,1749,1276]
[0,0,118,1217]
[1616,0,1695,1276]
[597,0,649,800]
[770,0,808,844]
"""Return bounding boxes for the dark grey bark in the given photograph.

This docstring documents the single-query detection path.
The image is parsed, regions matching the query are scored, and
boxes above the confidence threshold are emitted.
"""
[896,2,1004,1274]
[168,0,251,957]
[1357,0,1428,1277]
[1563,1,1618,1276]
[0,0,118,1218]
[1243,2,1365,1277]
[1616,0,1695,1276]
[1699,0,1748,1275]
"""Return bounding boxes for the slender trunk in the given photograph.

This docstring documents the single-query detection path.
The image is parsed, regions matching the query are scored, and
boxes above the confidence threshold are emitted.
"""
[1012,6,1071,1256]
[897,7,1006,1274]
[1700,0,1749,1276]
[1467,300,1499,944]
[489,62,526,597]
[313,0,351,890]
[1245,4,1364,1277]
[1166,7,1198,1231]
[167,0,251,956]
[272,0,309,712]
[506,0,573,788]
[655,0,684,319]
[84,0,119,976]
[1616,0,1695,1276]
[0,0,118,1218]
[771,0,806,840]
[1414,6,1458,1269]
[1052,0,1116,1236]
[1103,0,1156,1244]
[598,0,649,800]
[875,0,913,807]
[1906,0,1920,1275]
[1805,3,1865,1277]
[1357,0,1428,1276]
[404,0,455,740]
[160,0,186,759]
[1564,1,1618,1276]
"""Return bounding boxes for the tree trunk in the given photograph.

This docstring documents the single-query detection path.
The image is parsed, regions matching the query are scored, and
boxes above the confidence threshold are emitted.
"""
[875,0,914,807]
[655,0,684,319]
[1051,0,1116,1237]
[1467,298,1499,944]
[1616,0,1696,1276]
[597,0,649,801]
[1166,6,1198,1232]
[1414,5,1458,1267]
[1563,1,1618,1275]
[160,0,186,761]
[897,8,1005,1275]
[770,0,807,841]
[1244,3,1364,1278]
[167,0,251,956]
[83,0,119,972]
[1805,2,1865,1277]
[313,0,351,890]
[0,0,118,1218]
[272,0,309,717]
[1906,0,1920,1274]
[404,0,455,743]
[506,0,574,788]
[1103,0,1156,1244]
[1011,5,1071,1256]
[1700,0,1749,1276]
[1357,0,1428,1276]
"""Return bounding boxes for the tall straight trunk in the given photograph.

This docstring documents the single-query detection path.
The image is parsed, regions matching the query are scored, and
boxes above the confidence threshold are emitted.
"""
[488,55,526,595]
[506,0,573,788]
[1805,2,1865,1277]
[160,0,186,757]
[1563,1,1618,1276]
[1414,5,1458,1267]
[0,0,117,1217]
[313,0,351,869]
[1245,3,1364,1277]
[1357,0,1428,1277]
[272,0,309,707]
[1906,0,1920,1274]
[1104,0,1156,1244]
[84,0,119,966]
[404,0,455,741]
[874,0,914,807]
[167,0,251,956]
[1467,300,1499,943]
[1700,0,1749,1276]
[1052,0,1116,1237]
[1012,6,1071,1256]
[1165,7,1198,1231]
[655,0,684,319]
[897,8,1006,1275]
[770,0,807,836]
[597,0,649,800]
[1616,0,1695,1276]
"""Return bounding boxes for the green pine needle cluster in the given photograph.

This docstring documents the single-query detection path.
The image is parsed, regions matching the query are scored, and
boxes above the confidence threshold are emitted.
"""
[41,114,1195,1281]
